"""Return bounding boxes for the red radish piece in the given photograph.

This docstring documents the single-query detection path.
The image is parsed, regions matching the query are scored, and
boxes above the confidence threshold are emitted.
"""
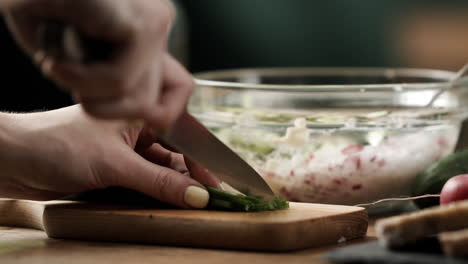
[341,145,364,155]
[440,174,468,205]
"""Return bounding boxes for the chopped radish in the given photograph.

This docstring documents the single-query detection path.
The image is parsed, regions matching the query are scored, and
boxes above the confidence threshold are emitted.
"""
[342,145,364,155]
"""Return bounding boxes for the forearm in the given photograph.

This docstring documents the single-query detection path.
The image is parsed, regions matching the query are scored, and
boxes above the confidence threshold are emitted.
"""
[0,109,77,199]
[0,106,94,201]
[0,112,26,197]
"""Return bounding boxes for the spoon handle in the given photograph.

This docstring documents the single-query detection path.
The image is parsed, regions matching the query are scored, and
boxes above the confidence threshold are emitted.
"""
[426,63,468,107]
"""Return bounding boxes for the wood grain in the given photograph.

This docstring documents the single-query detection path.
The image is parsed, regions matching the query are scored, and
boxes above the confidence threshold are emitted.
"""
[0,199,368,251]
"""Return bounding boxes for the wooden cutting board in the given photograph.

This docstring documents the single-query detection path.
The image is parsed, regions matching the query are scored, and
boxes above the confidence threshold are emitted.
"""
[0,199,368,251]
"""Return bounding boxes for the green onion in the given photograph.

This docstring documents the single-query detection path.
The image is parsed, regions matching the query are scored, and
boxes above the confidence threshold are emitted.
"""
[206,186,289,212]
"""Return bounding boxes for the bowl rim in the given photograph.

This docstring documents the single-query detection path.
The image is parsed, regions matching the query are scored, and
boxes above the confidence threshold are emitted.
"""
[194,67,455,92]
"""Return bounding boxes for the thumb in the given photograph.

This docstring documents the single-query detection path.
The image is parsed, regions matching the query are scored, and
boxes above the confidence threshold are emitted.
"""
[112,152,210,209]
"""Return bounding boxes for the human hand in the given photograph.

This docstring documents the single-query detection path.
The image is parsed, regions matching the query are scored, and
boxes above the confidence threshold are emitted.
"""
[0,105,220,208]
[2,0,192,129]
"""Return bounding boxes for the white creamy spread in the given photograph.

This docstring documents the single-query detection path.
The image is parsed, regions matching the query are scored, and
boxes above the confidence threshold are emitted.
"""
[214,116,459,205]
[275,118,309,147]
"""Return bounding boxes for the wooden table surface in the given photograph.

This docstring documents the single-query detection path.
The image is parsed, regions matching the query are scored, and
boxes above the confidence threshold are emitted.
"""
[0,220,377,264]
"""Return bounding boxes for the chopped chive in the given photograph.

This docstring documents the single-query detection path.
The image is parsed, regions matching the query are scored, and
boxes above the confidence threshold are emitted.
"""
[206,186,289,212]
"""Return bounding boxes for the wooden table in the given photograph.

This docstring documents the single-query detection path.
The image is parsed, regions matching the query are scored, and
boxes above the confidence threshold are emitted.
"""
[0,221,376,264]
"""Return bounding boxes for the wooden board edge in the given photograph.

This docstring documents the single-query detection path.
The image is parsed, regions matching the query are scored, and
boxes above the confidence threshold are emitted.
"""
[43,203,368,251]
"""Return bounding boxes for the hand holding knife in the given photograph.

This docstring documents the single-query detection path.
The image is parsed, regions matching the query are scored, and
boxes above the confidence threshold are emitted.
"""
[36,22,274,199]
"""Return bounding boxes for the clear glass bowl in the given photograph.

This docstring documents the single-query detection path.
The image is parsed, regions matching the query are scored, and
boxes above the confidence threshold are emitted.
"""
[189,68,468,206]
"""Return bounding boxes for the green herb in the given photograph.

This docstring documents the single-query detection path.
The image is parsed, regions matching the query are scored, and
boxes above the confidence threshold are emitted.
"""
[255,113,296,123]
[229,137,275,156]
[361,111,390,119]
[206,187,289,212]
[418,111,451,120]
[305,116,319,123]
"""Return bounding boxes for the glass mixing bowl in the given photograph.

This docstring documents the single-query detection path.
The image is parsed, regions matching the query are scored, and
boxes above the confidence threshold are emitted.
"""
[189,68,468,206]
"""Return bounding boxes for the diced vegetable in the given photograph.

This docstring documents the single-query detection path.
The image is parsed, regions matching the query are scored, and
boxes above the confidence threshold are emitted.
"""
[230,137,275,156]
[440,174,468,205]
[206,187,289,212]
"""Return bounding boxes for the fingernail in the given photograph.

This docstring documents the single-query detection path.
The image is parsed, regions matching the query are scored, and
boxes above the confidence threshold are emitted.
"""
[184,186,209,209]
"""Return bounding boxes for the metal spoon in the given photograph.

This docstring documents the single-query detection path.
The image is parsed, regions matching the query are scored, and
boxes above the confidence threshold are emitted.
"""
[426,63,468,107]
[427,63,468,151]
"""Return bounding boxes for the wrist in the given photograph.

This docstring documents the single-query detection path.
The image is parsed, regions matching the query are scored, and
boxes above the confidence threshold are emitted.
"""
[0,111,21,154]
[0,112,26,196]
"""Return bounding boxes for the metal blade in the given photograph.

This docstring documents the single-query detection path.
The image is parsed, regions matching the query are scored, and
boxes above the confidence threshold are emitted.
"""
[159,112,274,198]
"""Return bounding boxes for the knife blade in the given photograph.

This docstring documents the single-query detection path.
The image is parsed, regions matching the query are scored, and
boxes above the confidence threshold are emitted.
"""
[159,112,275,199]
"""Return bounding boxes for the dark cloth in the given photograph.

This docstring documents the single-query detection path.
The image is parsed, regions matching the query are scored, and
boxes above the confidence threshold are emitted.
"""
[325,241,468,264]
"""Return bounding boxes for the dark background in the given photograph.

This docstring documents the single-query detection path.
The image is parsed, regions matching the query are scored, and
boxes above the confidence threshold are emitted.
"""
[0,21,72,112]
[0,0,467,112]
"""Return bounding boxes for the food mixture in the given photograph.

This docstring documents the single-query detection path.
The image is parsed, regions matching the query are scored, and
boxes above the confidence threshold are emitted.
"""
[209,109,460,205]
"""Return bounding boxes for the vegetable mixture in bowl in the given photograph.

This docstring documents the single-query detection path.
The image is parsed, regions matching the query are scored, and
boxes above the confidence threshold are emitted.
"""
[189,68,468,206]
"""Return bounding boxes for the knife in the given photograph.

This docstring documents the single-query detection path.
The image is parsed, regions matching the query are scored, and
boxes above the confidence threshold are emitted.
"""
[159,112,274,198]
[38,22,274,198]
